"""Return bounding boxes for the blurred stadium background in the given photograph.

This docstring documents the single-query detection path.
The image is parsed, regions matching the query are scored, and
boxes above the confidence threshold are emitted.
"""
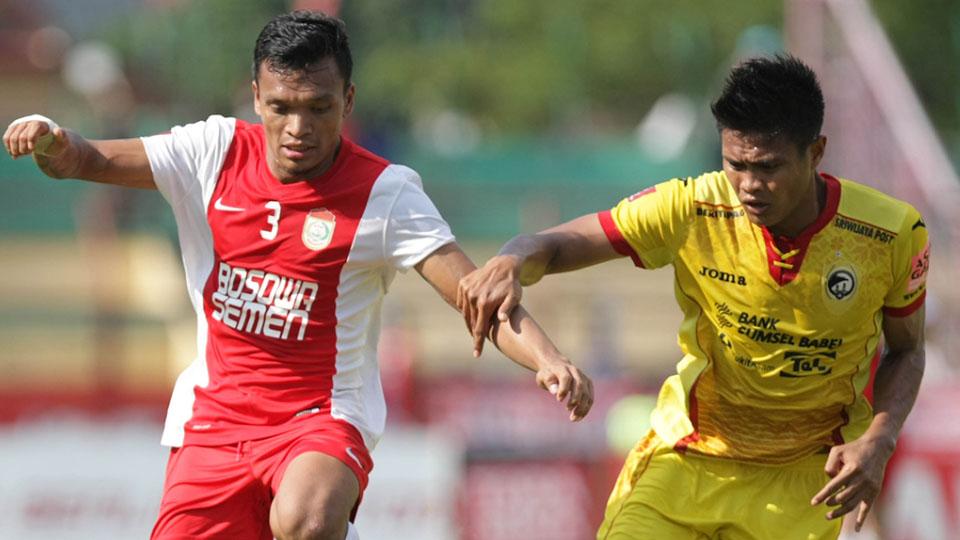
[1,0,958,538]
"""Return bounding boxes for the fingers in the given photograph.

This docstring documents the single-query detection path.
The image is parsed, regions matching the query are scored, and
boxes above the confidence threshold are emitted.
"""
[470,295,498,357]
[497,292,519,322]
[811,466,852,506]
[569,373,594,421]
[456,261,524,357]
[854,500,871,532]
[3,121,51,158]
[538,365,595,422]
[3,122,22,157]
[535,368,569,404]
[466,295,484,357]
[811,447,847,505]
[812,456,880,524]
[457,274,491,357]
[823,446,844,478]
[457,273,486,357]
[825,487,868,520]
[823,481,866,518]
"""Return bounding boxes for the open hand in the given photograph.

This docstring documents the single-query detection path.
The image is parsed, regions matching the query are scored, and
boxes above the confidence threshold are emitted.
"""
[457,255,523,357]
[810,433,896,532]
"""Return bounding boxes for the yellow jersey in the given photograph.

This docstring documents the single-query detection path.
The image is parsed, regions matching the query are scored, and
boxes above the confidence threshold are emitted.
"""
[600,172,929,464]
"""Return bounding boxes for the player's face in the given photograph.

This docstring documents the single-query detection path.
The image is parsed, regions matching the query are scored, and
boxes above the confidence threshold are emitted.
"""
[253,56,355,183]
[721,129,826,237]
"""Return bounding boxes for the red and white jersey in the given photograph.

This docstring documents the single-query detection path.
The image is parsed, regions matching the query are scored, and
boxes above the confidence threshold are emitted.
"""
[142,115,454,450]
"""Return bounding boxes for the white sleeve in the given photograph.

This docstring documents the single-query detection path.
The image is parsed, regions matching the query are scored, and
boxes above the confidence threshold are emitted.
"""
[384,166,456,271]
[140,115,236,210]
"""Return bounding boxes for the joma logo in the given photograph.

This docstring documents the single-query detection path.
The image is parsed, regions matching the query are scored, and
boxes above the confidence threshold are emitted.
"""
[699,266,747,286]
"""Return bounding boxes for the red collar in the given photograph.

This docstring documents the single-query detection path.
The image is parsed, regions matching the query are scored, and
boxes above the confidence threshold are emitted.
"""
[760,173,840,286]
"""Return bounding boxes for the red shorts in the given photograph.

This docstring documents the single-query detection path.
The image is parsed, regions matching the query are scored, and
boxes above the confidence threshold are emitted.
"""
[151,415,373,540]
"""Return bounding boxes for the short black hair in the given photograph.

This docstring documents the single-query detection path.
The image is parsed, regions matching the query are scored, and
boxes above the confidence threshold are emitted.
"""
[711,54,824,149]
[252,10,352,87]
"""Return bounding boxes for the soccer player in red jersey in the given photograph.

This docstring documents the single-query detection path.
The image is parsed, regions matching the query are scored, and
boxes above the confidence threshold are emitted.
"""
[4,11,593,540]
[459,56,927,539]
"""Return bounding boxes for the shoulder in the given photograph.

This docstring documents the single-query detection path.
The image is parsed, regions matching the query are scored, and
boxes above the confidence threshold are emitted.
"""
[833,175,921,234]
[622,171,740,218]
[337,137,391,185]
[173,114,237,139]
[345,138,390,169]
[367,160,425,194]
[690,171,739,208]
[230,117,257,139]
[629,172,738,207]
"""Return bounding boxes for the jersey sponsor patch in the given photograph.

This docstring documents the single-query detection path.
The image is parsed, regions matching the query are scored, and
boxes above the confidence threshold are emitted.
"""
[210,261,318,341]
[302,209,336,251]
[780,350,837,378]
[907,242,930,293]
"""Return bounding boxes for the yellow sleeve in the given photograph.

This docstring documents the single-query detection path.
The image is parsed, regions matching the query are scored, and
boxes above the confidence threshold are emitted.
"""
[597,177,695,269]
[883,205,929,316]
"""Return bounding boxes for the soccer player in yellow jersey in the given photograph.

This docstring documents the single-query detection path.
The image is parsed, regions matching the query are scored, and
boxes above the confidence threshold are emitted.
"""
[458,55,928,539]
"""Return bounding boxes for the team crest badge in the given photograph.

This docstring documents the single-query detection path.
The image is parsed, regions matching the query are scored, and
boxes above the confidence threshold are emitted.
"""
[825,266,857,301]
[302,209,336,251]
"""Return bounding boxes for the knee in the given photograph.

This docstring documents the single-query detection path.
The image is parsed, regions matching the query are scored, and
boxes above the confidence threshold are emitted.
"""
[271,500,347,540]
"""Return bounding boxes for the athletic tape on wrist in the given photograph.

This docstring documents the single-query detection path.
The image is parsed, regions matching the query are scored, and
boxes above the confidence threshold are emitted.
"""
[8,114,60,131]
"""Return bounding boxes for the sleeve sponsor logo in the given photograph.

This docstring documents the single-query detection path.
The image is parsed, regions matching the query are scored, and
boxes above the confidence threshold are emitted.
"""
[210,262,318,340]
[907,242,930,294]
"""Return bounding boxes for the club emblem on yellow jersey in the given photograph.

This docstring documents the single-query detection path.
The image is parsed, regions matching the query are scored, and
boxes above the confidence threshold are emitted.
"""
[825,266,857,301]
[302,209,336,251]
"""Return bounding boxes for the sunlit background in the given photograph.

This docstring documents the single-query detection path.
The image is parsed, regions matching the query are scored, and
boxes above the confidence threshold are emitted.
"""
[1,0,959,539]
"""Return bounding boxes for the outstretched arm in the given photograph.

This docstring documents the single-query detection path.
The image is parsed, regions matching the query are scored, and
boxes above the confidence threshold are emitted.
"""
[457,213,624,355]
[811,306,925,531]
[417,242,594,421]
[3,115,155,189]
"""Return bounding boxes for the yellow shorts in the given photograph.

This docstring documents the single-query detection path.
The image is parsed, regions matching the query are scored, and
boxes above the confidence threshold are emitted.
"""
[597,431,842,540]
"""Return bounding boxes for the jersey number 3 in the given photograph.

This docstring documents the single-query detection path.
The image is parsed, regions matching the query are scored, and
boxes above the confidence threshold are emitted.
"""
[261,201,281,240]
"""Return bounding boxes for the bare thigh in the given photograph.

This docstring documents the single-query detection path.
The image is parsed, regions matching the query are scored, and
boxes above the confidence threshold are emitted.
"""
[270,451,360,540]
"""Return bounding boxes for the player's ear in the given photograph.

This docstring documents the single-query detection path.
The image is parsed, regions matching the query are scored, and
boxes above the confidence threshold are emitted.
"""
[252,80,261,116]
[808,135,826,168]
[342,83,356,118]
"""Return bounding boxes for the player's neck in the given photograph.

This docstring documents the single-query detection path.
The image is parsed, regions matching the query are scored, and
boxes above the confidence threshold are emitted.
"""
[768,173,826,238]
